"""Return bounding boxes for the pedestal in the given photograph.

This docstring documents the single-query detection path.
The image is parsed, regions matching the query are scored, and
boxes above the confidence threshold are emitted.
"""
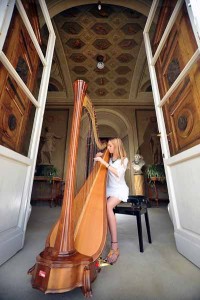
[134,174,145,196]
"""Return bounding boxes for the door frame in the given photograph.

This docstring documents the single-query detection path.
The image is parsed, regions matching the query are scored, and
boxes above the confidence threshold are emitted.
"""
[0,0,55,265]
[143,0,200,267]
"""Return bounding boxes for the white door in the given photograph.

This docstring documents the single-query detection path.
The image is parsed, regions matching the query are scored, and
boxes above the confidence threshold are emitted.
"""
[0,0,55,265]
[144,0,200,268]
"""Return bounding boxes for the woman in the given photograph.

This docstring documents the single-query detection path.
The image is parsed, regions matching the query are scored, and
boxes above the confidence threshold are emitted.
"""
[94,138,129,264]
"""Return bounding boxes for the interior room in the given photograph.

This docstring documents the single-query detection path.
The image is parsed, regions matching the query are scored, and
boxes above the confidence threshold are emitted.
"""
[0,1,200,299]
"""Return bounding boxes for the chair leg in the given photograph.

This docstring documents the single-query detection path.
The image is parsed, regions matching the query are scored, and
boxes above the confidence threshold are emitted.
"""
[145,211,152,244]
[136,212,144,253]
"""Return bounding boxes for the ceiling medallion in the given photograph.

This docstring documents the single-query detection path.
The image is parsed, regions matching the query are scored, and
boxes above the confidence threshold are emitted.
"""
[96,55,104,69]
[98,1,102,11]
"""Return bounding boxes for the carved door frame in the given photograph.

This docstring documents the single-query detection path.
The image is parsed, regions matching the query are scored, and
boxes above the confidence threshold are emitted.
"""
[144,0,200,268]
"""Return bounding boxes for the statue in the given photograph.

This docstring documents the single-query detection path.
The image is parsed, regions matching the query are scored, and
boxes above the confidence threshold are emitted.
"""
[40,126,62,165]
[149,132,162,164]
[132,154,145,175]
[132,154,145,196]
[148,116,162,165]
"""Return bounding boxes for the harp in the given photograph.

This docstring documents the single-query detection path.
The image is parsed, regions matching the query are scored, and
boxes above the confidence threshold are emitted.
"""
[28,80,109,296]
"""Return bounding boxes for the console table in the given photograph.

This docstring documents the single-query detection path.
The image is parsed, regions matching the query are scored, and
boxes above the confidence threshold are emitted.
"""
[147,177,166,207]
[31,176,64,207]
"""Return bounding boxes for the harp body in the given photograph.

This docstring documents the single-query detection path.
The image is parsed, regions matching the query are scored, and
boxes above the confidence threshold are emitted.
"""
[29,80,108,296]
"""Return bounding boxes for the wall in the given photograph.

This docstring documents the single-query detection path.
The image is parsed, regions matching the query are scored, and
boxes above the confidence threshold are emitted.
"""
[43,105,159,194]
[135,109,160,164]
[37,109,69,178]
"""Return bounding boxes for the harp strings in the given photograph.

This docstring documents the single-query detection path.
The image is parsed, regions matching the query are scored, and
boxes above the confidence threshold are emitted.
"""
[74,110,98,222]
[74,105,106,229]
[82,94,107,202]
[73,94,107,230]
[85,118,97,179]
[84,111,98,203]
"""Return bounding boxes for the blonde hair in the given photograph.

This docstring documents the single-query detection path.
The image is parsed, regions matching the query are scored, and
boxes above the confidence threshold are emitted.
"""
[109,138,127,165]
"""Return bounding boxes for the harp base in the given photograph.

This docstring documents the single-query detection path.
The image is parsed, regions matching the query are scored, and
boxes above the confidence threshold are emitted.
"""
[28,249,98,297]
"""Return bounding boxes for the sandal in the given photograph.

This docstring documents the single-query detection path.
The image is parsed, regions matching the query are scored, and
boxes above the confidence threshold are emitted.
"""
[106,242,120,265]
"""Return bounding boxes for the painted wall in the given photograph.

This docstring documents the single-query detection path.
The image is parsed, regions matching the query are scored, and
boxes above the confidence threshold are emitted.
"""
[42,105,160,194]
[135,109,160,165]
[37,109,69,178]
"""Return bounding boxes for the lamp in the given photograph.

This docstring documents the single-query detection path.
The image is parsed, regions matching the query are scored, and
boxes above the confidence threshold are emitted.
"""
[97,1,102,11]
[96,55,104,69]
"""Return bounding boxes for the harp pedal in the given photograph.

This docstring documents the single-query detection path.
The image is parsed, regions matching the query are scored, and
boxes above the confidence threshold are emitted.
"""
[97,257,110,268]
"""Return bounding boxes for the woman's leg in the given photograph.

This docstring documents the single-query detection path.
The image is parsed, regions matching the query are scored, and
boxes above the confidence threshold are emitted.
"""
[106,196,121,263]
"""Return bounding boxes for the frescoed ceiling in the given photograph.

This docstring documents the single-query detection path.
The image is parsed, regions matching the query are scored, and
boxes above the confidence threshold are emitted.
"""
[45,2,153,105]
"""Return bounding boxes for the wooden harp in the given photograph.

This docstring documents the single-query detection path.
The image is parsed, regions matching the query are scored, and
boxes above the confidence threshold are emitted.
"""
[28,80,109,296]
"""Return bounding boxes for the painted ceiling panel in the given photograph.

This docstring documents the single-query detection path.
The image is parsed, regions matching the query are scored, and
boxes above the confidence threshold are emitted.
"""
[52,4,148,100]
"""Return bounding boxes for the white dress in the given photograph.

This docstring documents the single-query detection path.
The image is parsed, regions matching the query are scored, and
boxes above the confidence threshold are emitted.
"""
[106,157,129,202]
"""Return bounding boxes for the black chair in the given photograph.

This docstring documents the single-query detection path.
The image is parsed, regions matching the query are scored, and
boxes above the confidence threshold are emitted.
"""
[113,195,152,252]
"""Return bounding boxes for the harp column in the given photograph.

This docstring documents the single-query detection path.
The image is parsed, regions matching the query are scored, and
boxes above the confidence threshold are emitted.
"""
[54,80,88,256]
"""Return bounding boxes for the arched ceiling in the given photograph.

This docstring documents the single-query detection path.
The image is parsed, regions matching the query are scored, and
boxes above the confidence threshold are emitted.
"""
[45,0,153,106]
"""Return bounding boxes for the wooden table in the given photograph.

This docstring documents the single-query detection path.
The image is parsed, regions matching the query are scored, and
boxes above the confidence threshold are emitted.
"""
[31,176,64,207]
[147,177,166,207]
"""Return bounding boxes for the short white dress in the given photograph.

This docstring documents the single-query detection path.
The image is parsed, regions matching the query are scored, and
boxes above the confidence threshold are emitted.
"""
[106,157,129,202]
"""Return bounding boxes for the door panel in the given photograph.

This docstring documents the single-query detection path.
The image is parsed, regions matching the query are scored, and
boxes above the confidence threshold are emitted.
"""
[0,0,55,266]
[144,0,200,268]
[170,157,200,235]
[0,145,32,265]
[0,157,27,233]
[0,6,41,155]
[166,147,200,268]
[152,0,177,55]
[154,3,200,155]
[0,3,40,264]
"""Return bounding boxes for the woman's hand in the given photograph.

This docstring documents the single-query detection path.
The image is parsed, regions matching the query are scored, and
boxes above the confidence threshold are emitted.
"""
[94,157,118,176]
[94,156,109,168]
[95,152,103,158]
[93,156,103,163]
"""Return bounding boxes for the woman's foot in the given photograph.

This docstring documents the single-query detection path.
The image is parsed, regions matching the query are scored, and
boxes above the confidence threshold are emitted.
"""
[106,242,120,264]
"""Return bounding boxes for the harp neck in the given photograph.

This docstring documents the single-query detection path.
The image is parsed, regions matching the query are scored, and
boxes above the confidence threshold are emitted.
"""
[83,95,106,150]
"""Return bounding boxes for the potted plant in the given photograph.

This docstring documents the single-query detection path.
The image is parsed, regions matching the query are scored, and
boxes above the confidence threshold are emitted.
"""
[35,165,58,183]
[145,164,165,183]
